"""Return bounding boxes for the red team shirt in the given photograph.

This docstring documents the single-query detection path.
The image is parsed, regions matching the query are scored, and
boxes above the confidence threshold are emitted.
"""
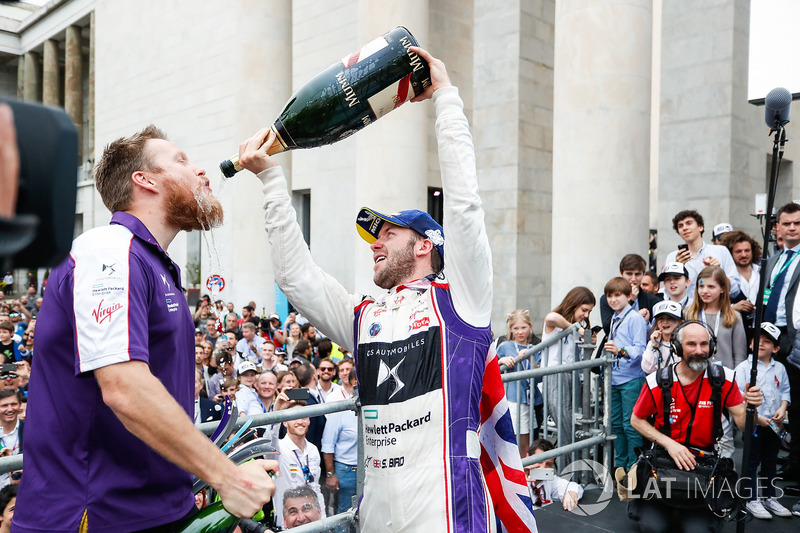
[633,365,743,450]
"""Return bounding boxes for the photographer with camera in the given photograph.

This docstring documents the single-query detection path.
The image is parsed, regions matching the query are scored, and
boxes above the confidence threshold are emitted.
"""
[627,321,763,533]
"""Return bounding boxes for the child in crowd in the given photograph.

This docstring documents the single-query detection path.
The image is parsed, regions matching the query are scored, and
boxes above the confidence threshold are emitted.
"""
[207,350,236,401]
[640,300,683,374]
[735,322,792,519]
[525,439,583,511]
[542,287,596,447]
[685,266,746,370]
[602,277,647,474]
[498,310,539,456]
[235,361,261,417]
[0,484,16,533]
[219,376,239,404]
[659,262,692,306]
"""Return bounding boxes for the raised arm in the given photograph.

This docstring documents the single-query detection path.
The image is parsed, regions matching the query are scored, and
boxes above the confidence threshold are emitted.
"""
[239,129,360,351]
[412,47,492,326]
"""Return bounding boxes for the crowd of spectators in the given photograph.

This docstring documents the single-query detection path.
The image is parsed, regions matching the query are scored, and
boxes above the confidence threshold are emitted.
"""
[500,206,800,526]
[4,204,800,529]
[185,297,358,530]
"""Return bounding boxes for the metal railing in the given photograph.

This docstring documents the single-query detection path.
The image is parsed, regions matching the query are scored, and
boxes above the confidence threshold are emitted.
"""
[501,323,615,489]
[2,326,614,531]
[0,395,362,533]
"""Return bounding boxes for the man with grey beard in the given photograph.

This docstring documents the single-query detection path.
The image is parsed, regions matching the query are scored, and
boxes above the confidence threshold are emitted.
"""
[628,321,763,532]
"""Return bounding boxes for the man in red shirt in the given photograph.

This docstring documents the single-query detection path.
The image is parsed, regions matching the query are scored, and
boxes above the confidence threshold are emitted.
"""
[629,321,763,532]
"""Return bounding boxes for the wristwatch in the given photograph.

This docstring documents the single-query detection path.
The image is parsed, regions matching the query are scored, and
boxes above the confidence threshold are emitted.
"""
[326,472,334,477]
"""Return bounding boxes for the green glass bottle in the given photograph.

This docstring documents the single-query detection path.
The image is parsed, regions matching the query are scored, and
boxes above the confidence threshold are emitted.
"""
[174,502,239,533]
[220,26,431,177]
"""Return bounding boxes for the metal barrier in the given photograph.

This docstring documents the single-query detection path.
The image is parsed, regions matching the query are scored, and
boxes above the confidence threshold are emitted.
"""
[0,396,362,533]
[500,322,615,489]
[1,328,614,531]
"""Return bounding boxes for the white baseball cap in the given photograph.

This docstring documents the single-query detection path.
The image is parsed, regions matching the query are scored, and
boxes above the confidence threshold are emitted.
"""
[760,322,781,344]
[659,262,689,281]
[237,361,258,375]
[713,223,733,239]
[652,300,683,321]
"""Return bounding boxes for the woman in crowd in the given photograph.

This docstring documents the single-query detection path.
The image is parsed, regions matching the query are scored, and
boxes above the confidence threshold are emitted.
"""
[277,370,298,392]
[542,287,596,447]
[285,322,302,358]
[497,309,540,456]
[640,300,684,375]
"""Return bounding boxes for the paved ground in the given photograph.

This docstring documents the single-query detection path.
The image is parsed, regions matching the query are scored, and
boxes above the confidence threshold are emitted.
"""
[533,436,799,532]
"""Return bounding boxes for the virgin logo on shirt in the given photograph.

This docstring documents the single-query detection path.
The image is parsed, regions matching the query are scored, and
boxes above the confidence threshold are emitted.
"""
[92,299,123,324]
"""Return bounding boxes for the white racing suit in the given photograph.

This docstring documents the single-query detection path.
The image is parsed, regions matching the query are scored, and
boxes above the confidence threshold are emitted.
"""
[259,86,535,532]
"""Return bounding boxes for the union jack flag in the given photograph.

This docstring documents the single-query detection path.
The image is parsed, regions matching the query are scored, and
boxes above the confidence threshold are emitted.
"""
[479,345,538,532]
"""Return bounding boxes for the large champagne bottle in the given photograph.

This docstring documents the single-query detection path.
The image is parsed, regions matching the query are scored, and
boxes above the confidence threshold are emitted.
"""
[175,503,270,533]
[175,502,238,533]
[220,26,431,178]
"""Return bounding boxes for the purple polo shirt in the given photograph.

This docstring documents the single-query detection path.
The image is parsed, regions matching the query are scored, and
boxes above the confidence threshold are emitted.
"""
[14,212,196,533]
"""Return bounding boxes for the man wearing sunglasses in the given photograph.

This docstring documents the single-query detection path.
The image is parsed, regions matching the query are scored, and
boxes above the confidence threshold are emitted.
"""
[315,358,341,403]
[273,405,325,530]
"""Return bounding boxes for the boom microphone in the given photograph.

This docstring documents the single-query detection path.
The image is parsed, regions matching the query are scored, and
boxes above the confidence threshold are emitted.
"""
[765,87,792,129]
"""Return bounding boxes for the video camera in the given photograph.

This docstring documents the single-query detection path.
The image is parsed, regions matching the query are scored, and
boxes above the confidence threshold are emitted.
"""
[1,98,78,268]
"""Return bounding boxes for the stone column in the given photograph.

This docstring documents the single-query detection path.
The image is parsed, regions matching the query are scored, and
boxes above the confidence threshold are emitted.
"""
[551,0,652,306]
[16,55,24,100]
[43,39,60,106]
[22,52,40,102]
[65,25,83,156]
[351,0,430,296]
[656,0,780,253]
[88,12,95,161]
[474,0,555,331]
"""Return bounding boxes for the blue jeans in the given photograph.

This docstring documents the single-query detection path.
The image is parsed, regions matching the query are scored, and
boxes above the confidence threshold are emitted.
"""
[335,460,358,532]
[611,377,645,470]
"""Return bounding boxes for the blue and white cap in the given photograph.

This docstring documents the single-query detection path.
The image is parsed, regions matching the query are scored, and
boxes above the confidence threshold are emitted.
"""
[356,207,445,259]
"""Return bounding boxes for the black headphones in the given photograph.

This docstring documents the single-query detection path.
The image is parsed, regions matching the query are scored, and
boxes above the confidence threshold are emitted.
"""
[670,320,717,359]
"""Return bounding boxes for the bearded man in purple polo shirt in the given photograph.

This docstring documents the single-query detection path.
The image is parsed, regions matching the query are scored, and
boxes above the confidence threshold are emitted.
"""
[13,126,277,533]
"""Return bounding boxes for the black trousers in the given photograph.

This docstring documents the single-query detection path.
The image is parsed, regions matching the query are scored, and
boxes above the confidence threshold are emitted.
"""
[627,499,722,533]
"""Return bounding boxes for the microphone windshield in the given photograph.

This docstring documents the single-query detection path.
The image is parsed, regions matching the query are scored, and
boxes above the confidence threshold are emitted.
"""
[765,87,792,129]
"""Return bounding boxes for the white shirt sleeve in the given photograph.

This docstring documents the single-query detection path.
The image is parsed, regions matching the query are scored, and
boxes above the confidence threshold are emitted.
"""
[259,166,362,352]
[432,86,492,325]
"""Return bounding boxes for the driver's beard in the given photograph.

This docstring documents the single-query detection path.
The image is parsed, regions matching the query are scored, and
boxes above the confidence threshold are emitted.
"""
[163,179,223,232]
[373,238,416,289]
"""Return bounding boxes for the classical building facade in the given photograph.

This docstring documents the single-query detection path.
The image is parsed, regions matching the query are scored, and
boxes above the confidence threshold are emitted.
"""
[0,0,795,333]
